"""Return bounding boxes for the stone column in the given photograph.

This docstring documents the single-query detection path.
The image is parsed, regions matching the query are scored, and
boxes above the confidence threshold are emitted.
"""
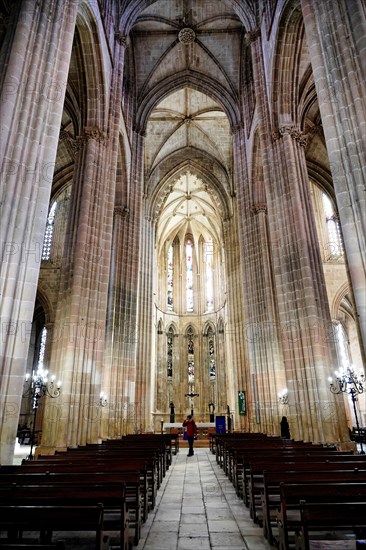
[0,0,78,464]
[103,206,137,438]
[136,213,155,432]
[102,129,144,436]
[39,125,114,452]
[301,0,366,354]
[232,122,284,434]
[222,191,248,431]
[41,33,127,451]
[248,29,349,444]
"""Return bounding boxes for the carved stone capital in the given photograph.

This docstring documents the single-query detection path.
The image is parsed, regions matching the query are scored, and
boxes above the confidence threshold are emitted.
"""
[272,126,308,147]
[114,206,130,219]
[83,126,107,144]
[244,27,261,46]
[115,32,127,47]
[251,203,267,215]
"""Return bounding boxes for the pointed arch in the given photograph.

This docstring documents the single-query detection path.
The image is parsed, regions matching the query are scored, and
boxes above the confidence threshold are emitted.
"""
[166,321,179,336]
[203,321,216,337]
[75,1,107,127]
[271,0,307,128]
[119,0,256,36]
[136,71,241,132]
[148,156,232,224]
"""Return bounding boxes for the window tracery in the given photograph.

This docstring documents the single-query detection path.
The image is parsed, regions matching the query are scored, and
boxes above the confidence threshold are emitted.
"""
[42,202,57,261]
[186,239,194,312]
[167,244,174,311]
[322,193,344,260]
[208,327,216,380]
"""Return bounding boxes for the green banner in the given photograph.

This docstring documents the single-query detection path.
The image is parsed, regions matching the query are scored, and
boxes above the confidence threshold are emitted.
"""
[238,391,246,416]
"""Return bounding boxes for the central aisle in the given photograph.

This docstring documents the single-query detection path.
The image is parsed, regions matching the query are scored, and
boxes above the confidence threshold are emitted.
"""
[136,447,274,550]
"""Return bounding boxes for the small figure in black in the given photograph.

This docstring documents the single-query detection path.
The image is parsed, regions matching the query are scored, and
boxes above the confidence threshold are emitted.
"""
[280,416,291,439]
[169,401,175,423]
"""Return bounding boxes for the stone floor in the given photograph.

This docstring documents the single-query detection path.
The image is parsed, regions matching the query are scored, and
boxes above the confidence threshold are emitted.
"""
[134,447,275,550]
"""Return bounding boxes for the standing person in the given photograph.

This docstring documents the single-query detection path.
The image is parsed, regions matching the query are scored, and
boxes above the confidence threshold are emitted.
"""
[280,416,291,439]
[182,415,198,456]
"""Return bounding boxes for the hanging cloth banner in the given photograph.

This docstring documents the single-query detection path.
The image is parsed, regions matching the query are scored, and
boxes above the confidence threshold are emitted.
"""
[238,391,246,416]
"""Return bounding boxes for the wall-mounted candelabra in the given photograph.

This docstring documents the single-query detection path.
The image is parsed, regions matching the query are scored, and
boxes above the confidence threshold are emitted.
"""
[100,392,108,407]
[278,388,289,405]
[23,369,61,460]
[329,366,365,454]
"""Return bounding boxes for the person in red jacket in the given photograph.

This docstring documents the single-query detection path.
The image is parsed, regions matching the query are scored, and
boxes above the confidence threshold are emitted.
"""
[182,415,198,456]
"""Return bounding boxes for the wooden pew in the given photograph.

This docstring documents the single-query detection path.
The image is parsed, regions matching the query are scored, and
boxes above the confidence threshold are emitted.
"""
[295,501,366,550]
[0,543,65,550]
[245,455,366,514]
[0,470,142,545]
[275,482,366,550]
[1,463,148,537]
[9,456,155,517]
[0,483,129,549]
[261,469,366,545]
[0,505,106,550]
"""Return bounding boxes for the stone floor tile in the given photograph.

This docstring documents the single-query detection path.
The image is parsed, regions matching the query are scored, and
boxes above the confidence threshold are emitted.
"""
[208,519,240,533]
[179,523,209,537]
[149,520,180,533]
[210,532,246,546]
[180,513,206,524]
[143,531,178,549]
[154,508,181,521]
[178,536,211,550]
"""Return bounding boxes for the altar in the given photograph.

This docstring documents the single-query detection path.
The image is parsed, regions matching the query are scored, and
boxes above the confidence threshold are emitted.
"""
[162,422,215,439]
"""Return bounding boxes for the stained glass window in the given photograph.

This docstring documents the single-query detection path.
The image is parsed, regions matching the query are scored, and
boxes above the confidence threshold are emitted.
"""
[334,322,351,370]
[205,239,214,311]
[167,244,174,310]
[187,327,194,383]
[42,202,57,261]
[208,327,216,379]
[186,239,193,311]
[37,327,47,370]
[167,327,173,378]
[322,193,343,259]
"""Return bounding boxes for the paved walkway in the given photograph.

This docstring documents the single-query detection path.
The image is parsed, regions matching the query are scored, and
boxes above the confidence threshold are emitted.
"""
[136,447,274,550]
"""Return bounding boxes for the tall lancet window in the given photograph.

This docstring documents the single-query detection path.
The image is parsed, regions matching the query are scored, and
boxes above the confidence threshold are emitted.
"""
[167,244,174,310]
[37,327,48,371]
[208,327,216,380]
[322,193,343,259]
[334,322,351,370]
[205,239,214,311]
[186,239,194,312]
[187,327,195,383]
[167,327,173,379]
[42,202,57,261]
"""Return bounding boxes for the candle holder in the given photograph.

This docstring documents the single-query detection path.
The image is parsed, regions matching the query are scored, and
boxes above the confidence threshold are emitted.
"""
[100,392,108,407]
[329,366,365,454]
[23,369,61,460]
[278,388,289,405]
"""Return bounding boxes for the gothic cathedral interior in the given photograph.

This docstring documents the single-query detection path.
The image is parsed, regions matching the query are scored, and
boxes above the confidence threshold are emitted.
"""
[0,0,365,464]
